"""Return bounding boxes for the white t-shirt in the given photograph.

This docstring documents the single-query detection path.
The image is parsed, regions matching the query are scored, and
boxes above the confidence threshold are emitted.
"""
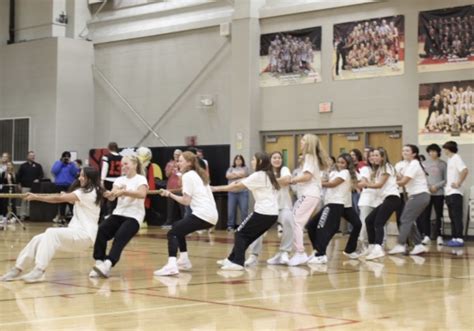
[242,171,279,215]
[377,165,400,200]
[299,154,321,197]
[68,189,100,242]
[113,174,148,224]
[395,160,408,193]
[403,160,429,196]
[182,170,218,225]
[277,167,293,210]
[445,153,467,196]
[324,170,351,205]
[358,166,380,208]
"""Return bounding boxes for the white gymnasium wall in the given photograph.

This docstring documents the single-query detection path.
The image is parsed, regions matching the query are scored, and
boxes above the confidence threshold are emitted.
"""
[93,26,231,148]
[0,38,58,176]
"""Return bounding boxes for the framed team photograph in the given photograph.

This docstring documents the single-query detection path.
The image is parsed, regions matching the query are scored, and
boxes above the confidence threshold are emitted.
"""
[418,80,473,145]
[333,15,405,80]
[418,5,474,73]
[259,26,322,87]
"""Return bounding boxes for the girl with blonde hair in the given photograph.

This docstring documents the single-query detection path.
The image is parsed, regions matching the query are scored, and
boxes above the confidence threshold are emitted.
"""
[288,134,328,266]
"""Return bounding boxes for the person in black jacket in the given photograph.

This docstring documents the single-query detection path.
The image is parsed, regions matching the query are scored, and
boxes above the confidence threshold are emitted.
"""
[17,151,44,220]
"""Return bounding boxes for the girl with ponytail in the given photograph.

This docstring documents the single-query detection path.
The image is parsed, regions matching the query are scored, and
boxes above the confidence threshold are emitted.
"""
[388,145,430,256]
[154,152,218,276]
[213,152,279,271]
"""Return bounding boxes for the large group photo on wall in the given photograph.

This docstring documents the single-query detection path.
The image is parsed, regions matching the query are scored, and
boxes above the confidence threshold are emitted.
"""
[259,26,322,87]
[418,5,474,73]
[418,80,473,146]
[333,15,404,80]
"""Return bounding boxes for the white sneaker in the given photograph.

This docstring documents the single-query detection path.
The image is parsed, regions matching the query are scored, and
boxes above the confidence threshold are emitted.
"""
[366,244,385,260]
[267,252,282,265]
[22,268,45,283]
[280,251,290,265]
[177,258,192,271]
[307,255,328,264]
[217,258,231,266]
[244,254,258,267]
[436,236,444,246]
[288,252,309,266]
[221,262,244,271]
[154,263,179,277]
[93,260,112,278]
[388,244,406,255]
[343,251,360,259]
[359,244,374,257]
[0,267,22,281]
[421,236,431,245]
[409,244,428,255]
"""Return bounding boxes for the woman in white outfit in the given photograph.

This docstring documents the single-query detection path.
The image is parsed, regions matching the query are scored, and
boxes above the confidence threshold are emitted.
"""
[0,167,103,283]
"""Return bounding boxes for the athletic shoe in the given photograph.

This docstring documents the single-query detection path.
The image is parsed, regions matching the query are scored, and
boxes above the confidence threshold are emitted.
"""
[359,244,374,257]
[343,251,360,259]
[0,267,22,282]
[421,236,431,245]
[177,258,192,271]
[446,239,464,247]
[221,262,244,271]
[93,260,112,278]
[388,244,406,255]
[366,244,385,260]
[436,236,444,246]
[307,255,327,264]
[280,251,290,265]
[154,263,179,277]
[217,258,231,266]
[409,244,428,255]
[266,252,282,265]
[22,268,45,283]
[288,252,309,266]
[244,254,258,267]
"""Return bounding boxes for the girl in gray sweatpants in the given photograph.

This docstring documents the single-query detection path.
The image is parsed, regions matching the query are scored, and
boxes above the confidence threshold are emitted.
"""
[389,145,430,256]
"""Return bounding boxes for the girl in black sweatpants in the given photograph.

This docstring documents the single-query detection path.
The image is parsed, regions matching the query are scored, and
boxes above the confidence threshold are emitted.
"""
[213,152,280,271]
[306,153,359,264]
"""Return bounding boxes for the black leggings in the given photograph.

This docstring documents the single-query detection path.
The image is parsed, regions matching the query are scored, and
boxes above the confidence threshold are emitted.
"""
[167,214,213,257]
[342,207,362,254]
[306,204,344,256]
[445,194,464,239]
[93,215,140,266]
[417,195,444,238]
[366,195,401,245]
[228,212,278,266]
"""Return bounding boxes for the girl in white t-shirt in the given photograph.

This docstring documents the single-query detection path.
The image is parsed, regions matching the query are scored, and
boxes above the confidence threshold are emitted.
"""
[0,167,103,283]
[246,151,294,266]
[306,153,358,264]
[288,134,328,266]
[213,152,280,271]
[389,145,430,256]
[357,148,381,248]
[154,151,218,276]
[92,155,148,278]
[362,147,401,260]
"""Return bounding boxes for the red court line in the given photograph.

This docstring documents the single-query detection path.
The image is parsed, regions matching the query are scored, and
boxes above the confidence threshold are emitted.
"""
[128,289,360,324]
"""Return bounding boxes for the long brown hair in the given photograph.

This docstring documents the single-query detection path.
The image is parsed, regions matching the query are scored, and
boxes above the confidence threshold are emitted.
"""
[254,152,280,190]
[69,167,104,205]
[181,151,209,185]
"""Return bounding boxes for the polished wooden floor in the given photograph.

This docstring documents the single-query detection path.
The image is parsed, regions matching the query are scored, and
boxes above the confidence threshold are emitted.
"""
[0,222,472,330]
